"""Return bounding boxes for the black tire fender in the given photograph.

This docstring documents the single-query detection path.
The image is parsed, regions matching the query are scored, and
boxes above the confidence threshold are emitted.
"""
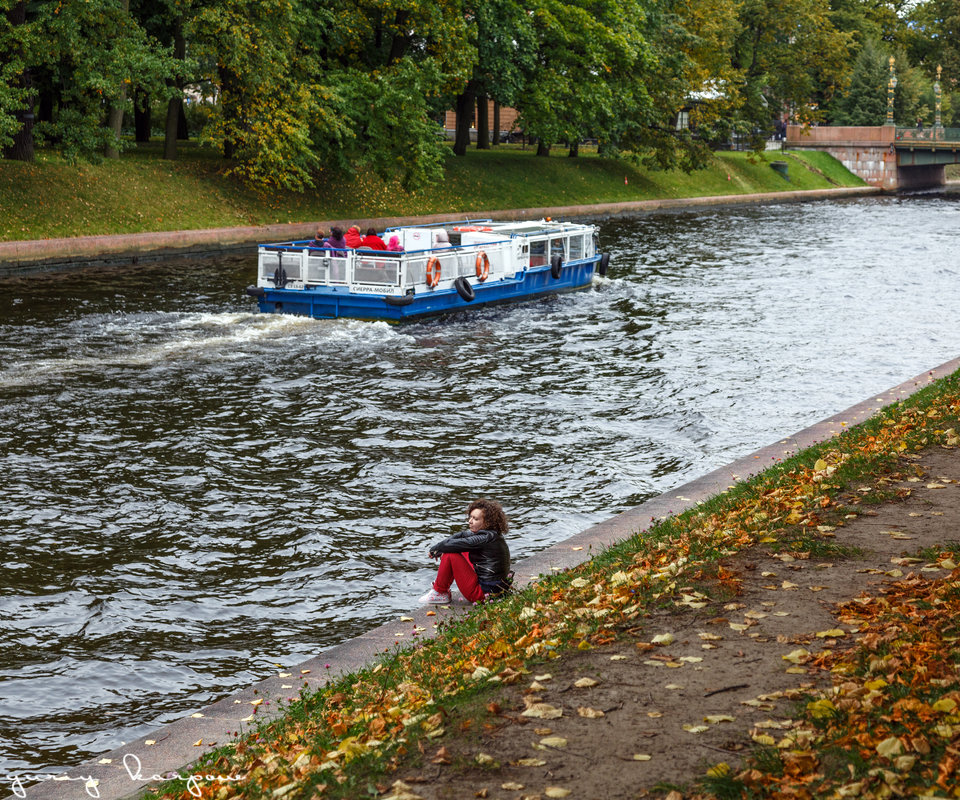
[454,275,475,302]
[246,285,265,297]
[384,292,415,306]
[550,254,563,279]
[598,252,610,277]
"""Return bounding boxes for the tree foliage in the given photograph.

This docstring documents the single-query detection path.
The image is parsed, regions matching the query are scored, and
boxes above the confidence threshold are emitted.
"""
[2,0,960,188]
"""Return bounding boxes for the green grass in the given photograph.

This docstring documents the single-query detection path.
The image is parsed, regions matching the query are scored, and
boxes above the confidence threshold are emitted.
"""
[0,141,865,241]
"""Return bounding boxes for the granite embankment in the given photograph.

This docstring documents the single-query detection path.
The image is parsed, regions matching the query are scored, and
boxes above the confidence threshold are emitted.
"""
[0,186,878,276]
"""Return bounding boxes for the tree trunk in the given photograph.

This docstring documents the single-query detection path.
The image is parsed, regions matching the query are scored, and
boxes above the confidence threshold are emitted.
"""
[568,140,579,157]
[476,93,489,149]
[453,84,476,156]
[177,101,188,139]
[536,138,550,157]
[3,0,34,161]
[105,0,131,158]
[134,90,152,142]
[164,27,186,160]
[492,100,500,146]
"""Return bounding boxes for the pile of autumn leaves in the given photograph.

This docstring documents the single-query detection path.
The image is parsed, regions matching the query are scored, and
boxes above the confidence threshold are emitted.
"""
[162,378,960,800]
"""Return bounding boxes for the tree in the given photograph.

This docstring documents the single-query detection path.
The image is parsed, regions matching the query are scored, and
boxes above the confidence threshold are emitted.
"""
[831,38,888,123]
[0,0,36,160]
[452,0,534,155]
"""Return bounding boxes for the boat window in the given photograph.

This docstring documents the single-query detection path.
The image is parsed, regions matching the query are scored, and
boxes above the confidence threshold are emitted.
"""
[530,240,547,267]
[568,235,583,259]
[550,237,566,260]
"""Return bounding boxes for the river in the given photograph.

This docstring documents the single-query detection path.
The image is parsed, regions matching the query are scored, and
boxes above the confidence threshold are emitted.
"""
[1,191,959,777]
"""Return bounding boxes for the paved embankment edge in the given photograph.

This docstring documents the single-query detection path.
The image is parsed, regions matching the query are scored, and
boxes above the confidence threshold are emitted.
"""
[0,185,880,277]
[11,351,959,800]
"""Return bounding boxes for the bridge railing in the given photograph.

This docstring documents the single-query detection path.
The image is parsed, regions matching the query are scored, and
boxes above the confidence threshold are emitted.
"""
[895,127,960,144]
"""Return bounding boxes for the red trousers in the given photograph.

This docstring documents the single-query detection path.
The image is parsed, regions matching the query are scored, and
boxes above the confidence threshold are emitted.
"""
[433,552,485,603]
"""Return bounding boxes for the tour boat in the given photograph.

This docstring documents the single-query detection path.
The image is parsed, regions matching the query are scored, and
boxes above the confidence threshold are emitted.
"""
[246,219,609,322]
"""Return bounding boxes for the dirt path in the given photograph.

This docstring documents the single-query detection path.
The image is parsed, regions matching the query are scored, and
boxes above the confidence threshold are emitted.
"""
[390,447,960,800]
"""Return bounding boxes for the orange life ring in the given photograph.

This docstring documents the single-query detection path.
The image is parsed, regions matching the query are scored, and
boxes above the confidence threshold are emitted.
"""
[426,256,442,288]
[475,250,490,282]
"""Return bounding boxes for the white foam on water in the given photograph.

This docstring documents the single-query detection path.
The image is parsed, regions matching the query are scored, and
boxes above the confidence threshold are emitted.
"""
[0,312,406,387]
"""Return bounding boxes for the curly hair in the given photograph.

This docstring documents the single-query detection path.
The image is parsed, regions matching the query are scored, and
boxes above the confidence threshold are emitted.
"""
[467,498,508,535]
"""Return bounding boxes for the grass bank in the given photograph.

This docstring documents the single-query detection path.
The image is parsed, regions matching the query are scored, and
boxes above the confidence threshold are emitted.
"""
[155,367,960,800]
[1,144,863,242]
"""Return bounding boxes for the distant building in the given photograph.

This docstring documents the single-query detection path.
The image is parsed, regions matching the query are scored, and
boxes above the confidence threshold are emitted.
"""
[443,100,521,141]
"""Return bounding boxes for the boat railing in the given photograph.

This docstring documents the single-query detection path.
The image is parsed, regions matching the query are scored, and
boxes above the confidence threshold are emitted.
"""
[258,239,514,293]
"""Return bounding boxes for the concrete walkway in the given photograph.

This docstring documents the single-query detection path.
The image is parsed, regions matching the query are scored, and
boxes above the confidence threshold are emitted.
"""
[0,186,879,276]
[8,354,957,800]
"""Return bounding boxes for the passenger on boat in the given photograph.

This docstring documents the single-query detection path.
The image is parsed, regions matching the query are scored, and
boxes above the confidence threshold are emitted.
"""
[344,225,364,248]
[322,226,348,256]
[419,499,512,605]
[360,227,388,250]
[434,229,450,247]
[307,228,326,248]
[387,235,404,252]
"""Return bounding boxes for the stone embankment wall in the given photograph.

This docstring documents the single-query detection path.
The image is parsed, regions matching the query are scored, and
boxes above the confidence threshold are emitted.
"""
[786,125,900,190]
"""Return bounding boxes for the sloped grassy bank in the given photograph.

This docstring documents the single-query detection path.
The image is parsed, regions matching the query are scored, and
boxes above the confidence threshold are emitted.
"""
[0,147,861,243]
[155,371,960,800]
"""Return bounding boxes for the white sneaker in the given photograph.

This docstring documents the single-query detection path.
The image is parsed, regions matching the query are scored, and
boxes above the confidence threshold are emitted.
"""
[418,588,451,604]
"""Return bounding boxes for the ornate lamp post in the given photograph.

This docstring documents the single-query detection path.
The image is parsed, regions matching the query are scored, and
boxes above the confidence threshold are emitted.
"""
[935,65,943,130]
[885,56,897,126]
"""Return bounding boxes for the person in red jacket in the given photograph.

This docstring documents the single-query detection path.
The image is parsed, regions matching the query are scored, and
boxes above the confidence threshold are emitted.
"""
[360,227,387,250]
[344,225,363,248]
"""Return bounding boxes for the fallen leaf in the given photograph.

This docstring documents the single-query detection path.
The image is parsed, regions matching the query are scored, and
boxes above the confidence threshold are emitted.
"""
[545,789,571,798]
[539,736,568,748]
[522,703,563,720]
[632,753,652,761]
[577,707,605,718]
[574,677,599,688]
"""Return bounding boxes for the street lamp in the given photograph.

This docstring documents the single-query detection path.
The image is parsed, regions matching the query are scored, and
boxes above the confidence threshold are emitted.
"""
[885,56,897,126]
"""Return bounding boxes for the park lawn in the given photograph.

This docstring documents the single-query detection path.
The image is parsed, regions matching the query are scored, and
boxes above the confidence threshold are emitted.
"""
[0,142,864,242]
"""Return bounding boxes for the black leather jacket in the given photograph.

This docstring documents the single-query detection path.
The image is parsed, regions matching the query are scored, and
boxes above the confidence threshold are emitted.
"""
[429,528,511,589]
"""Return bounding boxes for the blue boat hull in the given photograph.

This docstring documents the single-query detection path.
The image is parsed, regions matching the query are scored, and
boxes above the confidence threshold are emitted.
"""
[253,258,599,322]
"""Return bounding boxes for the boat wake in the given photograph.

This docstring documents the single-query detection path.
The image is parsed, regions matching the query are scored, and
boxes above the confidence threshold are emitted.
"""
[0,312,403,388]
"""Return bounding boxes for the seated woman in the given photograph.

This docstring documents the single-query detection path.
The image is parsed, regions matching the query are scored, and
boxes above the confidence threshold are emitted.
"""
[419,499,512,605]
[322,226,348,257]
[387,235,404,252]
[344,225,364,248]
[360,227,387,250]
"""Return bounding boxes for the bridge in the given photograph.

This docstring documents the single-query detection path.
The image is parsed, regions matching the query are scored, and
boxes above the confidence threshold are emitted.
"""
[785,125,960,191]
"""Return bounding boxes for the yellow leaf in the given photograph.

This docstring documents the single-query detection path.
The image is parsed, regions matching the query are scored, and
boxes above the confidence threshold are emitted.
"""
[752,733,776,746]
[704,714,735,724]
[251,698,264,706]
[807,699,837,719]
[782,648,811,664]
[522,703,563,720]
[816,629,846,638]
[876,736,902,758]
[651,633,675,646]
[577,707,605,718]
[706,762,731,777]
[545,789,571,798]
[933,698,957,713]
[515,758,546,767]
[574,677,599,688]
[683,724,709,734]
[814,459,828,472]
[501,782,524,791]
[540,736,568,748]
[633,753,652,761]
